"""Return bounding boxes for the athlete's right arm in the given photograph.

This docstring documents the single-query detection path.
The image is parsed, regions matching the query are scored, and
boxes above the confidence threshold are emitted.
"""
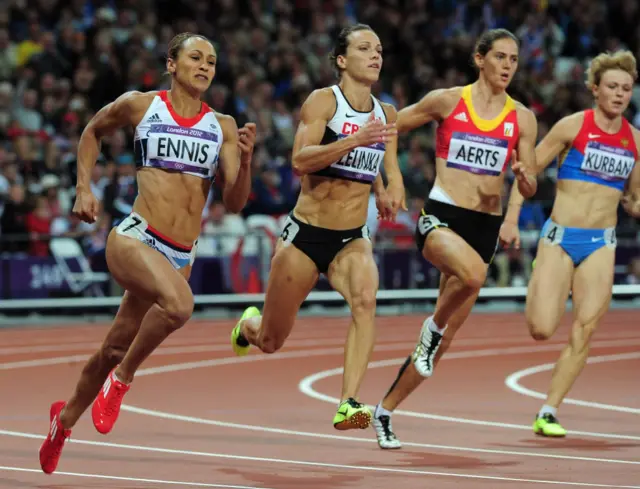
[533,113,581,173]
[396,88,454,133]
[74,91,148,222]
[502,114,581,229]
[291,89,395,176]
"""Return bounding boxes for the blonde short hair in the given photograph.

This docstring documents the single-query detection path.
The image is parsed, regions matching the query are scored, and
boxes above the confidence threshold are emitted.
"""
[586,50,638,90]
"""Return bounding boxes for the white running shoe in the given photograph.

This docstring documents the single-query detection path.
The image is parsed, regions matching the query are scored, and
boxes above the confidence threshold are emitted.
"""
[412,319,444,377]
[372,414,402,449]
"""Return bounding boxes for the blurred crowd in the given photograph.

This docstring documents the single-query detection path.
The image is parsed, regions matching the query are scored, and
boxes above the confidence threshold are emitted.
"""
[1,0,640,287]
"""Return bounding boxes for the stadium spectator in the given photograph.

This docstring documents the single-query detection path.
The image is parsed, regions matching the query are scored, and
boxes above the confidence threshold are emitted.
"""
[0,0,638,287]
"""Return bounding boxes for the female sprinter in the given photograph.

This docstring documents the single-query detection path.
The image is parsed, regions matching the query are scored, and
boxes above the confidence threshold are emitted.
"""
[231,24,405,431]
[39,32,257,474]
[502,50,640,437]
[370,28,539,449]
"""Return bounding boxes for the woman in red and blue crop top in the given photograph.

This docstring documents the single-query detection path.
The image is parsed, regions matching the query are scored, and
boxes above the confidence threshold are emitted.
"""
[506,50,640,438]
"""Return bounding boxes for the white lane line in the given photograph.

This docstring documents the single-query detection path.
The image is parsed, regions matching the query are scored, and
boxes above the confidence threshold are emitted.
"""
[121,404,640,465]
[0,465,272,488]
[0,431,637,488]
[505,352,640,414]
[297,357,640,441]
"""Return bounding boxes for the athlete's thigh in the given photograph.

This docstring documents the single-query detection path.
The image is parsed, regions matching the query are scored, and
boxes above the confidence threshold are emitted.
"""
[326,238,378,308]
[260,242,319,338]
[105,229,193,307]
[423,228,486,285]
[571,246,615,327]
[525,240,574,334]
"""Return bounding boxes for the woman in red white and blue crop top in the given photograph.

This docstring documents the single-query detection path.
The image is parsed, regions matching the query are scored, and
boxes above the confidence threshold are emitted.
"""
[505,50,640,438]
[39,32,257,474]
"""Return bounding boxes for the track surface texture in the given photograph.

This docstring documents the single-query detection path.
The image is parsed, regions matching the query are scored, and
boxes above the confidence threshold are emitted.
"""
[0,310,638,488]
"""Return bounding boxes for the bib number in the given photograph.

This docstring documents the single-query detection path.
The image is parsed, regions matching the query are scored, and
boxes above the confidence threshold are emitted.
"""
[417,214,448,237]
[542,222,563,245]
[117,213,147,237]
[280,217,300,246]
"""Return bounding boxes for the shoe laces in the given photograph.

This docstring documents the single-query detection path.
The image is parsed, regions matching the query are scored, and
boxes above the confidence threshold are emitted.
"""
[422,330,442,358]
[104,385,126,417]
[344,397,363,409]
[540,413,560,424]
[376,415,397,440]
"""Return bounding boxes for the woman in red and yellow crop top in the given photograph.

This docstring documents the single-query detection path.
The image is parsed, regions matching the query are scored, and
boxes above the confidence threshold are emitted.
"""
[370,29,539,450]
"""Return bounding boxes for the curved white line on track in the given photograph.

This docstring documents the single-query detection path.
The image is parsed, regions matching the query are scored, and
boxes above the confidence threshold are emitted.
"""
[0,430,638,488]
[0,465,269,488]
[297,356,640,441]
[2,332,640,487]
[504,352,640,414]
[119,404,640,465]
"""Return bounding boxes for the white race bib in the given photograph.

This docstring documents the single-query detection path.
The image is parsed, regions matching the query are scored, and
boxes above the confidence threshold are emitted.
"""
[446,131,509,176]
[581,141,635,182]
[146,124,220,176]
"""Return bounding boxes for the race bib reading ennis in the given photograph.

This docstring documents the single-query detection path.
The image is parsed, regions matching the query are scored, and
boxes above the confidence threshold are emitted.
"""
[581,141,635,182]
[146,124,220,177]
[446,131,509,176]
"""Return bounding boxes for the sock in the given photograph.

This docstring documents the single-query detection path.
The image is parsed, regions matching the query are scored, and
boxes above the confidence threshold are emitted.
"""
[538,404,557,418]
[374,403,392,419]
[113,370,128,385]
[427,316,447,335]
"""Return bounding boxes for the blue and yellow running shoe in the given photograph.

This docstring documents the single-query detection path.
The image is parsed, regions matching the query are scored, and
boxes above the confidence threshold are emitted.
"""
[230,306,260,357]
[533,413,567,437]
[333,398,372,430]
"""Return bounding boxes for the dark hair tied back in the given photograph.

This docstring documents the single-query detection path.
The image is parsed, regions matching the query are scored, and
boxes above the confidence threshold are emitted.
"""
[167,32,210,60]
[329,23,373,78]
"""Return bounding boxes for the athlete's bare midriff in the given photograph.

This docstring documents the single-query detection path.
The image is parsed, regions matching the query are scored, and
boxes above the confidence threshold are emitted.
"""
[433,158,504,215]
[551,180,621,229]
[133,168,210,245]
[293,174,371,229]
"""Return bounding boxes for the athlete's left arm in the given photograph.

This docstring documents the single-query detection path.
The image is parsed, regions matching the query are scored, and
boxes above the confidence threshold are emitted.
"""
[512,105,538,199]
[621,129,640,218]
[380,102,407,220]
[217,115,256,213]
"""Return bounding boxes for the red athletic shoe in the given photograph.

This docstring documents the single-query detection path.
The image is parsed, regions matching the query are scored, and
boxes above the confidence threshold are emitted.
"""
[92,368,130,435]
[39,401,71,474]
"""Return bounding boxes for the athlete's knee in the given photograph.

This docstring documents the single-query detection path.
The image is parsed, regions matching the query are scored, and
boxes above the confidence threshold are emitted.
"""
[257,317,289,354]
[527,316,555,342]
[159,288,195,330]
[458,261,487,291]
[259,332,285,354]
[350,287,377,319]
[524,302,555,341]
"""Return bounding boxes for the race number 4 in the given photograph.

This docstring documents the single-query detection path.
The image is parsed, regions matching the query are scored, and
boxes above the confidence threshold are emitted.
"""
[542,223,563,245]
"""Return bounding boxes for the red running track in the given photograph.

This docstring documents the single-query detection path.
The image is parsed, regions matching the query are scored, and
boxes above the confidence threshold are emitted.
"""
[0,310,638,488]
